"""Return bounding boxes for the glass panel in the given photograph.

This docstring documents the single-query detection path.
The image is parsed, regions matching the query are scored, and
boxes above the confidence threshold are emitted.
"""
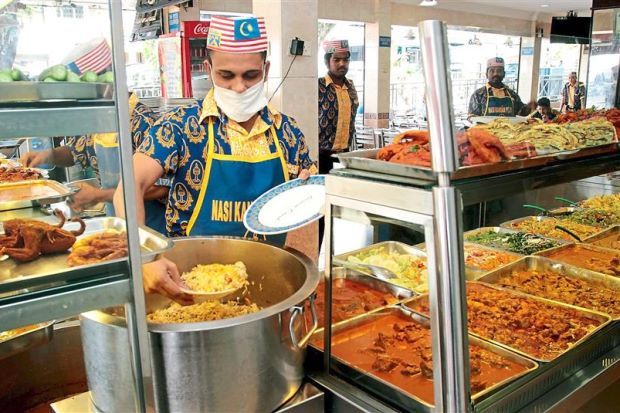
[586,9,620,109]
[323,205,432,410]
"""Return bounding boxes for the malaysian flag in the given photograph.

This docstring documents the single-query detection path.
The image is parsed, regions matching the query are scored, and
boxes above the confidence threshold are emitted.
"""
[66,40,112,75]
[207,16,268,54]
[323,40,350,54]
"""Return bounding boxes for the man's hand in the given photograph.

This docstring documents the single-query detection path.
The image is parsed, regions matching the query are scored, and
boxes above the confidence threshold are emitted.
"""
[298,169,312,180]
[142,257,193,305]
[68,182,110,212]
[20,150,52,167]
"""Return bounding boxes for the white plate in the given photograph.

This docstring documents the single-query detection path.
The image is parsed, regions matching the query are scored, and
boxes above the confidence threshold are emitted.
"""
[244,175,325,235]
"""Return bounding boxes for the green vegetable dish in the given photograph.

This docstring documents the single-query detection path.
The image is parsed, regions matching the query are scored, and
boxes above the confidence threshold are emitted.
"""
[561,209,620,228]
[465,231,560,255]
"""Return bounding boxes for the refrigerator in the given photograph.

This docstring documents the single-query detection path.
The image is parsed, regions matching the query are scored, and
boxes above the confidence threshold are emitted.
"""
[158,20,211,98]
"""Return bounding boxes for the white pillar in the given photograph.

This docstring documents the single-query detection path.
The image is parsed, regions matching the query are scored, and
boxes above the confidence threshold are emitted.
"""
[253,0,319,159]
[364,0,391,129]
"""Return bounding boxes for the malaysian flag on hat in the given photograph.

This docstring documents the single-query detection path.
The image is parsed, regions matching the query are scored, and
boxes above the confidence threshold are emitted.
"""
[323,40,349,54]
[65,39,112,75]
[207,16,268,54]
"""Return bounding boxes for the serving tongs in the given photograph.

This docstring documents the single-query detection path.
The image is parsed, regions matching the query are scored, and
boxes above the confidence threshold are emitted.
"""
[554,225,583,242]
[555,196,579,207]
[332,257,398,281]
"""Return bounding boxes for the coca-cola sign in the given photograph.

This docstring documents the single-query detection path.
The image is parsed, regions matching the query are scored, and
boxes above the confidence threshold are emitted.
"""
[193,24,209,36]
[183,21,210,38]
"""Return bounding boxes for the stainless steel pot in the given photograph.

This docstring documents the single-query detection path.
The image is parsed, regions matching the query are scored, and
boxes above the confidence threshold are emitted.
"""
[81,237,319,413]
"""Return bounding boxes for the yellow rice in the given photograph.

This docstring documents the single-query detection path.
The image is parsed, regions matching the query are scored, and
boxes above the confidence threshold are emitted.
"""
[181,261,249,292]
[147,301,260,324]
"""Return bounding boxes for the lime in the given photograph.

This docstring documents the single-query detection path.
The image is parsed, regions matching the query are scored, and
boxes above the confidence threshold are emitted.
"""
[81,71,99,83]
[67,71,81,82]
[10,69,22,81]
[0,72,13,82]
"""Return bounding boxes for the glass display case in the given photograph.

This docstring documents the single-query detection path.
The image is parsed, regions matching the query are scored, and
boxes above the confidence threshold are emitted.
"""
[309,20,620,412]
[0,1,154,410]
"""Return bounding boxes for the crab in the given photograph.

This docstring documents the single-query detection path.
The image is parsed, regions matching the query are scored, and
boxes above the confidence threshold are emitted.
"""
[0,209,86,262]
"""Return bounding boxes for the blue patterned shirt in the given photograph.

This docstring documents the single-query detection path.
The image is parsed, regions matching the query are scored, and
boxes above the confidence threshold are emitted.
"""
[137,89,317,237]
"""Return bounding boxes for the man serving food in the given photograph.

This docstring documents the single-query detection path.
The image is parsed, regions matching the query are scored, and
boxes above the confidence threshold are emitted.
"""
[114,15,316,304]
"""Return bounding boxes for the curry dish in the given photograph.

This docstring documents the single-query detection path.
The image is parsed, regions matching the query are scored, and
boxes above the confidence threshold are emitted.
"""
[329,312,528,405]
[312,279,398,328]
[464,245,520,271]
[148,300,260,323]
[590,232,620,251]
[495,269,620,318]
[543,244,620,277]
[508,217,599,241]
[408,283,602,361]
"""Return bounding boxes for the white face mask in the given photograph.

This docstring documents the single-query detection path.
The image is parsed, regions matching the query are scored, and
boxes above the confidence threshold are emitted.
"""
[211,68,268,122]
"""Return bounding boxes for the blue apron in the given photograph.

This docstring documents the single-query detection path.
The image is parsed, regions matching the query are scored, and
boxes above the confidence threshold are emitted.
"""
[483,87,515,117]
[186,119,288,245]
[93,136,168,234]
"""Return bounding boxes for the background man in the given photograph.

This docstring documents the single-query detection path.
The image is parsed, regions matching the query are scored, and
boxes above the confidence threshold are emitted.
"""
[560,71,586,113]
[468,57,524,117]
[318,39,359,174]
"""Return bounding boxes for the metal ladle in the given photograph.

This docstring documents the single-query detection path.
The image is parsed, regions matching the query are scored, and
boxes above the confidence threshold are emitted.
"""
[332,258,398,281]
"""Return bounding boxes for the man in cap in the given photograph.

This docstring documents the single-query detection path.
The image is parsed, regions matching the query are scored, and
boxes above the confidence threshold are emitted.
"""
[468,57,524,118]
[114,15,316,304]
[560,71,586,113]
[318,40,359,174]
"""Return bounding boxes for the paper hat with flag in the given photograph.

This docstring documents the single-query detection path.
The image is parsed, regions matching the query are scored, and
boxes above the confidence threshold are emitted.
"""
[64,38,112,75]
[323,40,350,54]
[207,16,268,54]
[487,57,505,69]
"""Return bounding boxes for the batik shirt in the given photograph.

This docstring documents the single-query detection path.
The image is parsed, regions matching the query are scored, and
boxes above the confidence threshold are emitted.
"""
[468,83,525,117]
[137,89,317,237]
[319,75,359,152]
[65,95,156,178]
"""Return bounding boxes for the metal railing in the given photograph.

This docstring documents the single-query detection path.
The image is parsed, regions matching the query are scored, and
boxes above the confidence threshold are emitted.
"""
[537,75,564,103]
[390,77,518,118]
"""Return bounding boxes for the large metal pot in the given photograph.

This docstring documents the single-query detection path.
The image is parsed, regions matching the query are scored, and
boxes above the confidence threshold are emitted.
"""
[81,237,319,413]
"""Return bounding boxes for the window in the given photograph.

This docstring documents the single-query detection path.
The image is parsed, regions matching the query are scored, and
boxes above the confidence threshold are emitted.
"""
[56,5,84,19]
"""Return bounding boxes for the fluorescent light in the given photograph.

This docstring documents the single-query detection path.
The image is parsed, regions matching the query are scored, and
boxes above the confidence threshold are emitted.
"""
[419,0,438,6]
[541,4,549,7]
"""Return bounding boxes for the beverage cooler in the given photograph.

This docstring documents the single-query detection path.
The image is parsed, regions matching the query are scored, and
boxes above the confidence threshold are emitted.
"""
[158,20,210,98]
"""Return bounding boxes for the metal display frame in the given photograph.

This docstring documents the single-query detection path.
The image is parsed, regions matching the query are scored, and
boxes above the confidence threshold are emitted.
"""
[0,2,152,411]
[318,20,620,412]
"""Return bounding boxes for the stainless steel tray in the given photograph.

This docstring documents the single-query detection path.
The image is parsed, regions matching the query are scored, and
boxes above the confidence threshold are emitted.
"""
[464,226,568,255]
[0,217,172,286]
[404,281,611,362]
[333,241,428,293]
[313,306,537,411]
[583,225,620,250]
[500,215,602,242]
[0,179,74,211]
[0,81,113,102]
[414,241,522,279]
[476,256,620,320]
[0,320,54,360]
[534,242,620,278]
[337,148,556,181]
[329,266,415,301]
[308,267,415,340]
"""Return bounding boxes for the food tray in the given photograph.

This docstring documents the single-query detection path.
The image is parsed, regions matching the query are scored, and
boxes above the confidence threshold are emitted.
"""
[308,267,415,336]
[464,226,569,255]
[337,142,618,182]
[0,217,172,287]
[337,149,555,181]
[0,179,74,211]
[0,320,54,360]
[404,281,611,362]
[476,255,620,320]
[414,241,522,279]
[313,306,537,411]
[583,225,620,250]
[333,241,427,293]
[0,81,113,102]
[500,215,603,243]
[534,242,620,278]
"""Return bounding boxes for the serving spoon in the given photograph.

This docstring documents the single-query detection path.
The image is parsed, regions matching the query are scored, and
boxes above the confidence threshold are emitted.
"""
[333,258,398,281]
[179,285,244,303]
